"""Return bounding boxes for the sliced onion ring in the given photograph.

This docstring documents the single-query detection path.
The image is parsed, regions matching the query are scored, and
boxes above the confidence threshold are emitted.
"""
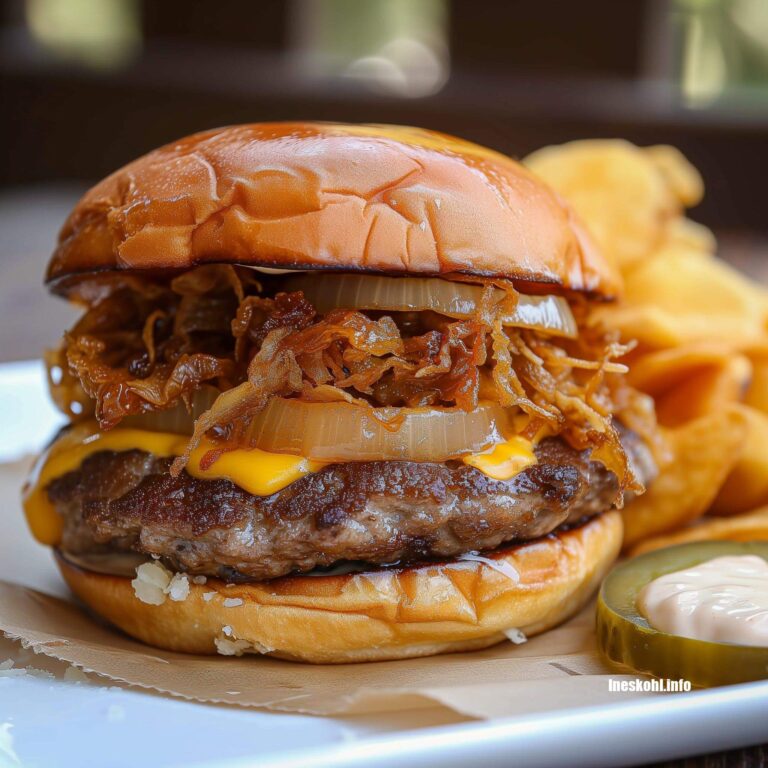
[121,393,510,463]
[244,398,510,462]
[283,274,577,338]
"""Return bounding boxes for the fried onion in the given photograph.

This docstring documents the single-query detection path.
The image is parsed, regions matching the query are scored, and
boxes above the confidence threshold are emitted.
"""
[58,266,651,492]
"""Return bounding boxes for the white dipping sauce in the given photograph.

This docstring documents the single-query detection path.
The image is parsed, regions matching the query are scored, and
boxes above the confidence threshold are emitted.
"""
[638,555,768,647]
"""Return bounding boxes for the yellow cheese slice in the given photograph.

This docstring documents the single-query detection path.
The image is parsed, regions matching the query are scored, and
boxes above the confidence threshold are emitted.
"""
[23,422,326,546]
[462,436,537,480]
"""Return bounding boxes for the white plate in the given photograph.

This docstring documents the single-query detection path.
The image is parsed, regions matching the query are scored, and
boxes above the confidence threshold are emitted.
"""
[1,360,767,768]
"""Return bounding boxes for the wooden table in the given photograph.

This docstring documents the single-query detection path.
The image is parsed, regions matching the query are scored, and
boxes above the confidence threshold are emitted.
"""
[652,745,768,768]
[0,186,766,766]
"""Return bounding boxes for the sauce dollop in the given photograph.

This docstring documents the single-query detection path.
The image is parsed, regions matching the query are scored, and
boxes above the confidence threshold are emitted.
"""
[638,555,768,647]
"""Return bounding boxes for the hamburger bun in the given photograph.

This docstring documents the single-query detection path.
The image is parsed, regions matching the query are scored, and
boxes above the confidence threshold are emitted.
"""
[47,122,619,298]
[55,510,621,663]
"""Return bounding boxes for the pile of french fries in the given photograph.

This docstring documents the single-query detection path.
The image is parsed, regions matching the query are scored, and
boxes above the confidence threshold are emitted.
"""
[526,141,768,554]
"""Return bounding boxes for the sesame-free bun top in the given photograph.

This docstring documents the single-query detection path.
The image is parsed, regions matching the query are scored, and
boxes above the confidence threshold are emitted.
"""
[46,122,619,297]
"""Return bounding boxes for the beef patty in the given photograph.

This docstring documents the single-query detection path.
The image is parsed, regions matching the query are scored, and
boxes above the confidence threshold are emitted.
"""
[47,429,655,581]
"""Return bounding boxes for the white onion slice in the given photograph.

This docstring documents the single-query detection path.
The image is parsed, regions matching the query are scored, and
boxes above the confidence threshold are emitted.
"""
[283,274,577,338]
[244,398,510,462]
[121,392,510,462]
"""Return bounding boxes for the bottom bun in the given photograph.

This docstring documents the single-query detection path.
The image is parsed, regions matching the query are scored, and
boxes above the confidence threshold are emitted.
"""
[55,511,621,664]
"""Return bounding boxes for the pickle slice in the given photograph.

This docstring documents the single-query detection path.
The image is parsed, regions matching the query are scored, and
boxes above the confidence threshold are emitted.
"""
[597,541,768,687]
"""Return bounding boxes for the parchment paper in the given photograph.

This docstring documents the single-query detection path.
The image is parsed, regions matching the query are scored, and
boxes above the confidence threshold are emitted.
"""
[0,458,659,717]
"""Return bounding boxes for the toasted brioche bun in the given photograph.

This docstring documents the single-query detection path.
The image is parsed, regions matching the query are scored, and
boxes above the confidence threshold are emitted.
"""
[55,511,621,664]
[47,122,619,298]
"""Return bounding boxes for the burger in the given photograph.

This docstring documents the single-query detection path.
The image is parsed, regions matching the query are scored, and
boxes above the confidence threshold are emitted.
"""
[23,123,657,663]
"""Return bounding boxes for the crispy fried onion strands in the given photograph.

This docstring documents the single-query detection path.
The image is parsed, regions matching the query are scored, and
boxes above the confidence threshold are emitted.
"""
[62,266,258,428]
[59,265,647,491]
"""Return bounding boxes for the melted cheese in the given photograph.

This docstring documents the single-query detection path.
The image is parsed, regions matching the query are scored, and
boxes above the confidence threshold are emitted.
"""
[461,436,537,480]
[24,424,537,547]
[23,422,327,546]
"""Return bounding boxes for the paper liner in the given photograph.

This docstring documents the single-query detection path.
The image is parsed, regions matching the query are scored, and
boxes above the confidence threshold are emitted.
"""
[0,581,662,715]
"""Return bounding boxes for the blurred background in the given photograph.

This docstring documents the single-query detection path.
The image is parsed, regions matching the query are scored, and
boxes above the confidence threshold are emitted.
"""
[1,0,767,360]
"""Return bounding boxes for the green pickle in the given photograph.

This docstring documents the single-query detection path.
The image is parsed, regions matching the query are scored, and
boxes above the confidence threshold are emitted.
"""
[596,541,768,687]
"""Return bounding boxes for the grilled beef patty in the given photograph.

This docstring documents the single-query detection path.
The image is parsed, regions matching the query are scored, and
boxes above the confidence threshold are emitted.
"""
[47,430,654,581]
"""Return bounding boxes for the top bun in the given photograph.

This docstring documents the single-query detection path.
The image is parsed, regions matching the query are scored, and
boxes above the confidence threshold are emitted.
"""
[46,122,619,297]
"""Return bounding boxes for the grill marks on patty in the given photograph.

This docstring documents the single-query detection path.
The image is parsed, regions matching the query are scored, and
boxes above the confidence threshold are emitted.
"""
[48,431,654,581]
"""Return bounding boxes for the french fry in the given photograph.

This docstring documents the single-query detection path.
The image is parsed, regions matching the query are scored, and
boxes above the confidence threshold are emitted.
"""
[626,344,752,427]
[529,138,768,550]
[526,140,679,270]
[653,358,752,427]
[525,140,703,270]
[662,216,716,254]
[621,408,749,548]
[711,406,768,516]
[596,246,768,350]
[630,506,768,557]
[643,145,704,207]
[745,350,768,414]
